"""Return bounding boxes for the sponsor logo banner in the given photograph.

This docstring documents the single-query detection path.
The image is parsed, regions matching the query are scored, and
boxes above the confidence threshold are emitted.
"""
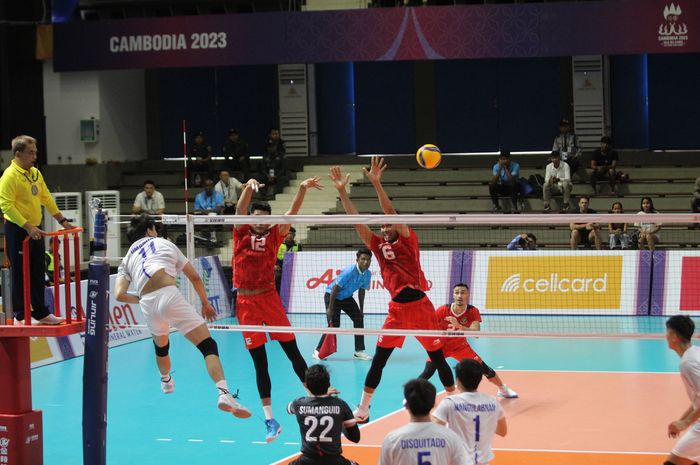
[484,255,623,310]
[680,256,700,311]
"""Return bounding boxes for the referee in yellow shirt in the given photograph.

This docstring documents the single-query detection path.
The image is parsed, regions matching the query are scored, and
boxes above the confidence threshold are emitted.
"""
[0,135,74,324]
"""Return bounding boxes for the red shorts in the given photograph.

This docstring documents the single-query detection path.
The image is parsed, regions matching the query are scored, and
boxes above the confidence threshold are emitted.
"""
[377,296,443,351]
[237,290,295,350]
[426,341,481,363]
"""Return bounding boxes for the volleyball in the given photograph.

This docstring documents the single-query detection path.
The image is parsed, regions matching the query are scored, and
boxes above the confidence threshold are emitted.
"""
[416,144,442,169]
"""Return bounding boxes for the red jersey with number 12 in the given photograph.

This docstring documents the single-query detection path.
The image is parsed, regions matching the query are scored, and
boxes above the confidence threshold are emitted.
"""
[232,224,284,290]
[370,228,427,299]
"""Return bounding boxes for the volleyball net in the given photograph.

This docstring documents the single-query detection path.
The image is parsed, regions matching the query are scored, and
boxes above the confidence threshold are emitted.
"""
[97,212,693,340]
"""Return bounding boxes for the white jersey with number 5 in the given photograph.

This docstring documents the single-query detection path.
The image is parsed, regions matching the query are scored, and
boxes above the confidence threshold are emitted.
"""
[379,421,472,465]
[433,392,504,464]
[117,237,188,296]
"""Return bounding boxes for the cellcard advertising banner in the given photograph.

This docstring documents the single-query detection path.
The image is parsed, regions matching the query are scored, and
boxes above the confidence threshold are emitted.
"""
[54,0,700,71]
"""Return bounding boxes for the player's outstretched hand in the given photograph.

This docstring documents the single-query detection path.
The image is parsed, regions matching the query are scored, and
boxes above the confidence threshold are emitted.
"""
[201,301,217,322]
[362,156,387,185]
[327,386,340,396]
[668,420,686,438]
[301,176,324,191]
[245,179,265,193]
[329,166,350,191]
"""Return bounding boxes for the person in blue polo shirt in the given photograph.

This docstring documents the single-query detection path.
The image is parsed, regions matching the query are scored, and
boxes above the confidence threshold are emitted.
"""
[313,248,373,361]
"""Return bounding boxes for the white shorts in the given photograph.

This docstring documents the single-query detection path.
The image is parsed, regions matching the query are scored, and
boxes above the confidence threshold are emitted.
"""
[672,423,700,460]
[139,286,204,337]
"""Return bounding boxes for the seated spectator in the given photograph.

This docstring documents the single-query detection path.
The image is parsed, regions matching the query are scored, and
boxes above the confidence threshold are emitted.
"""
[552,118,582,177]
[275,227,302,291]
[506,233,537,250]
[189,130,213,186]
[215,170,243,214]
[608,201,629,249]
[635,196,661,251]
[588,136,618,194]
[132,179,165,216]
[570,196,601,250]
[194,179,224,215]
[257,129,289,199]
[489,151,521,213]
[543,151,572,212]
[222,129,251,179]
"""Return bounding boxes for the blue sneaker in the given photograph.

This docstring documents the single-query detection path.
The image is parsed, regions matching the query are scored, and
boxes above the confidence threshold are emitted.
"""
[265,418,282,443]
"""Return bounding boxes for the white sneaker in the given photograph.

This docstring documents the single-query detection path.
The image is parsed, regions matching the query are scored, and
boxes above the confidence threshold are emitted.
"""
[497,386,519,398]
[353,405,369,424]
[312,349,322,361]
[38,314,65,325]
[218,389,252,419]
[14,317,39,325]
[161,375,175,394]
[353,351,372,361]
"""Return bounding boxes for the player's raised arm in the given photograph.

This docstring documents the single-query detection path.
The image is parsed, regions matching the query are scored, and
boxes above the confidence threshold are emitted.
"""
[330,166,374,247]
[364,156,409,238]
[235,179,264,226]
[280,176,323,236]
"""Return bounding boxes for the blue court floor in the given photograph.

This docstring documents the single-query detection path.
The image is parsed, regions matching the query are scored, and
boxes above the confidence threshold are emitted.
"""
[32,318,683,465]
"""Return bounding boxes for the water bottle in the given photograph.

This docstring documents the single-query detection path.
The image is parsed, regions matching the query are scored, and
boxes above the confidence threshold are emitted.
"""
[90,198,107,261]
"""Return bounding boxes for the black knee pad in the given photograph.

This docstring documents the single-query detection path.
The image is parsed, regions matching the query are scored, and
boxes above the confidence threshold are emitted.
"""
[153,340,170,357]
[197,337,219,358]
[481,361,497,379]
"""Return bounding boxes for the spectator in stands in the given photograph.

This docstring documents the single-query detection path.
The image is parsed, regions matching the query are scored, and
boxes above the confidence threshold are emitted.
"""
[258,129,289,200]
[488,151,521,213]
[132,179,165,216]
[194,179,224,215]
[691,177,700,228]
[222,129,251,179]
[552,118,582,177]
[570,196,602,249]
[506,233,537,250]
[588,136,618,194]
[635,196,661,251]
[215,170,243,215]
[543,150,572,212]
[275,227,302,292]
[608,201,629,249]
[189,130,213,186]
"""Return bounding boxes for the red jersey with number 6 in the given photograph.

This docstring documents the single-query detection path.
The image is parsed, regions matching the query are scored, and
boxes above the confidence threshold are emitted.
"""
[369,228,427,299]
[233,224,284,290]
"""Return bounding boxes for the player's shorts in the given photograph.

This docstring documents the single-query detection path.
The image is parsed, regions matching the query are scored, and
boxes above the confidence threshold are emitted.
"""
[377,296,443,351]
[672,422,700,460]
[139,285,205,337]
[237,289,295,350]
[426,342,481,363]
[289,454,358,465]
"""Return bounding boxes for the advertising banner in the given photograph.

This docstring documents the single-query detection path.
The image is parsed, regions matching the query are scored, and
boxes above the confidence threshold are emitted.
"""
[660,250,700,314]
[54,0,700,71]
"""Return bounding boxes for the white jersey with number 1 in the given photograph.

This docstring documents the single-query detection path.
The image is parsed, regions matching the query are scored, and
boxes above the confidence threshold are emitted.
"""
[433,391,504,464]
[379,421,472,465]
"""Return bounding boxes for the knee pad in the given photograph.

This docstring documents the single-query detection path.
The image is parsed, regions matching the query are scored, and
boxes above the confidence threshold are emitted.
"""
[196,337,219,358]
[481,361,497,379]
[153,340,170,357]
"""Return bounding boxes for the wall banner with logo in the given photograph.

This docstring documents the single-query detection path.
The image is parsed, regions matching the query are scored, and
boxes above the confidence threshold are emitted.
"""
[467,251,641,314]
[31,256,231,368]
[658,250,700,315]
[281,250,459,314]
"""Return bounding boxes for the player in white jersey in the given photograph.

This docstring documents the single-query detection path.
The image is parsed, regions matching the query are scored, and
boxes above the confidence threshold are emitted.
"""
[432,359,507,465]
[380,378,470,465]
[665,315,700,465]
[115,214,251,419]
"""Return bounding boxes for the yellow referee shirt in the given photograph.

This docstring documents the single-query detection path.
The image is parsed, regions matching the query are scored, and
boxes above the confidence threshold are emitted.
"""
[0,159,59,227]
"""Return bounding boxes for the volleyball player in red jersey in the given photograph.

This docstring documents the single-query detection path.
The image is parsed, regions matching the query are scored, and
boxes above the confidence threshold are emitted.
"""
[329,157,455,423]
[418,283,518,398]
[233,176,323,442]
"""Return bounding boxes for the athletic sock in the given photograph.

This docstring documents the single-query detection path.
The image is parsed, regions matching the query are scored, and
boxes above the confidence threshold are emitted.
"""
[216,380,229,393]
[359,391,373,410]
[263,405,273,420]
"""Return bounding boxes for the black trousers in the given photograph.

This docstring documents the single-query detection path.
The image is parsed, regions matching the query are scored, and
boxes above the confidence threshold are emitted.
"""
[5,221,50,320]
[316,294,365,352]
[289,454,357,465]
[488,181,519,206]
